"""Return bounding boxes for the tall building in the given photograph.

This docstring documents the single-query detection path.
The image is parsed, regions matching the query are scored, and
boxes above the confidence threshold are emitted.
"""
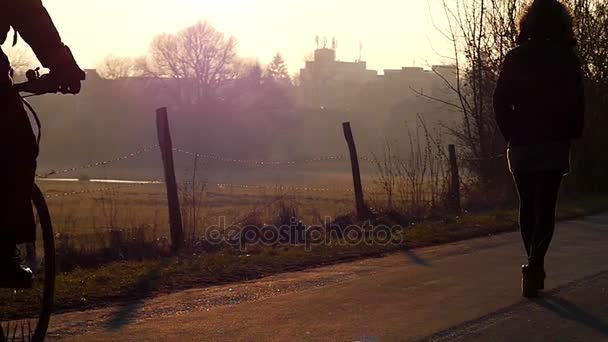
[298,47,456,110]
[299,48,378,108]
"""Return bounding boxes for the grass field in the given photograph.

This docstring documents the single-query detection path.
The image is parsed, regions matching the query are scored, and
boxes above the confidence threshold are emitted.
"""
[3,175,607,320]
[38,179,358,239]
[2,183,607,319]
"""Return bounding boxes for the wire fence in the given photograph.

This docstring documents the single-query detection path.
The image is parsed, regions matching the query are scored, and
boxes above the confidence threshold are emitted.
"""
[43,182,149,199]
[36,142,499,203]
[35,144,376,199]
[41,180,362,199]
[214,183,363,194]
[36,144,373,179]
[35,142,468,201]
[37,132,512,213]
[36,145,159,178]
[172,147,371,168]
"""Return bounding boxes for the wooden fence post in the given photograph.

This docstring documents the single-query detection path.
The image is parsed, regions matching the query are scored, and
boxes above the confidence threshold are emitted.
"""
[447,144,461,213]
[156,107,184,252]
[342,122,367,219]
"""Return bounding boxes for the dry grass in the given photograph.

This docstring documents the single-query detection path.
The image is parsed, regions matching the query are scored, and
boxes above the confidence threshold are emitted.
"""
[38,180,356,238]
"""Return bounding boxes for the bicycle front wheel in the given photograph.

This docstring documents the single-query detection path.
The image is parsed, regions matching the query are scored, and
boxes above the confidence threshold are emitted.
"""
[0,184,56,342]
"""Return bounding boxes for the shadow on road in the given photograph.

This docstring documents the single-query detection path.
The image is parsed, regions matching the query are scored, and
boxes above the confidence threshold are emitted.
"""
[534,294,608,336]
[402,249,431,266]
[104,260,169,331]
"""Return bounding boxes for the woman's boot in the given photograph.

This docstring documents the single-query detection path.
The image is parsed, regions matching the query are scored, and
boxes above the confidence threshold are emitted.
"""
[521,264,543,298]
[539,268,546,290]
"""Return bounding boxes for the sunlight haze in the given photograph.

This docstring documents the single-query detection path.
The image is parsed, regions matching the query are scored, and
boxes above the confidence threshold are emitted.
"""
[9,0,449,73]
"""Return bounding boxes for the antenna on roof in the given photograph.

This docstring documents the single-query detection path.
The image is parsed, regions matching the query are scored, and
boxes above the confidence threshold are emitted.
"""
[359,41,363,62]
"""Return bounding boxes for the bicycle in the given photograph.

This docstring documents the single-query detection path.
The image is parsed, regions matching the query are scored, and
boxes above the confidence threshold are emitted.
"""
[0,69,60,342]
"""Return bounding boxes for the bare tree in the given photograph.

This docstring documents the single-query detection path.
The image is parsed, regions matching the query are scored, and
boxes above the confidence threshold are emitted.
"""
[131,56,149,77]
[565,0,608,192]
[145,20,238,107]
[424,0,608,198]
[420,0,523,201]
[5,46,36,77]
[97,54,136,79]
[372,116,449,217]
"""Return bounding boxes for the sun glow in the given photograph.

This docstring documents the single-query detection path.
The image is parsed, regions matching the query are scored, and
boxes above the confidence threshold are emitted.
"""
[9,0,450,73]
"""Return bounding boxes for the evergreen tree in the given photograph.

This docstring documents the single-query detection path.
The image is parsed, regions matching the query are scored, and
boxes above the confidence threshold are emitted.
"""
[266,52,291,84]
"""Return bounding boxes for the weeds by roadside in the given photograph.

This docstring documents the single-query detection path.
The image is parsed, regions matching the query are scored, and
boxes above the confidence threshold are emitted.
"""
[371,116,451,220]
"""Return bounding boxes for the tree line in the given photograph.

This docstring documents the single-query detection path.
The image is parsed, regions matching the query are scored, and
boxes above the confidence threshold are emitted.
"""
[426,0,608,203]
[98,21,293,110]
[95,21,299,162]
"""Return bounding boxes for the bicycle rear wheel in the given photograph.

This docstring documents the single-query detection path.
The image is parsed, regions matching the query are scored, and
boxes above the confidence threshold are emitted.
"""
[0,184,55,342]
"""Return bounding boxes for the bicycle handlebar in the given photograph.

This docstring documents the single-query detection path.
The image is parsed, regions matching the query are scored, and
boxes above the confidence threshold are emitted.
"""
[13,68,58,95]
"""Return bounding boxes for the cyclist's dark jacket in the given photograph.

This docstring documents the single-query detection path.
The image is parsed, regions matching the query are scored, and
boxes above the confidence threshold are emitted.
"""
[0,0,64,243]
[493,40,585,147]
[0,0,64,81]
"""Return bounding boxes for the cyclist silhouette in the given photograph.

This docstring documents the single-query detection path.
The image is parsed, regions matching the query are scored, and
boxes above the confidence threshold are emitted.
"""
[0,0,85,286]
[494,0,584,298]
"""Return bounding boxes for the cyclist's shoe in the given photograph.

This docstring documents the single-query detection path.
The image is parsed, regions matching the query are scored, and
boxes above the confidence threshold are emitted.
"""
[0,247,34,289]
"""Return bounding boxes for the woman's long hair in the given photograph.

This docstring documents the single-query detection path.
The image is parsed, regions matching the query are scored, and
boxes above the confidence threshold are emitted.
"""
[516,0,576,45]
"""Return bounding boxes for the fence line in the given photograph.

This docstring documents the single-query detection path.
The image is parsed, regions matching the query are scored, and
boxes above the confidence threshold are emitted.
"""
[35,144,373,181]
[42,179,445,199]
[37,145,159,178]
[44,182,149,199]
[215,183,355,194]
[38,178,367,196]
[173,147,375,168]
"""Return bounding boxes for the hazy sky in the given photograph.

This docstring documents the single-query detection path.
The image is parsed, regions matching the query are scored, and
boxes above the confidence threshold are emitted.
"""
[6,0,450,74]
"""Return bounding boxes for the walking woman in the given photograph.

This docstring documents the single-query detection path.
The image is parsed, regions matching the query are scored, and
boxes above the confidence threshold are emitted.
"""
[493,0,585,298]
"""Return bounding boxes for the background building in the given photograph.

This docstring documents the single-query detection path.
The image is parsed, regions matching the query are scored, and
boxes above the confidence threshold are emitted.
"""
[298,47,456,111]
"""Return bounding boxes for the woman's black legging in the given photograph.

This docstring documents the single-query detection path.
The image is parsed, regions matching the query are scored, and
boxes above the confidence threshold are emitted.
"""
[513,172,563,268]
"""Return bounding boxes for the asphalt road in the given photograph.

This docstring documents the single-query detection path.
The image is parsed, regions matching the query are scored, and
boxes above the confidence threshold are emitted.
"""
[431,271,608,342]
[47,214,608,341]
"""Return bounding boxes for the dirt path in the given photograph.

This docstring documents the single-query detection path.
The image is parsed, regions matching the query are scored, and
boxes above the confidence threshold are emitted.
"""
[48,214,608,341]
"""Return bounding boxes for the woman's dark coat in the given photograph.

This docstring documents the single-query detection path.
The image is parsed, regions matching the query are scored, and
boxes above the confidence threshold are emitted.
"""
[493,40,585,147]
